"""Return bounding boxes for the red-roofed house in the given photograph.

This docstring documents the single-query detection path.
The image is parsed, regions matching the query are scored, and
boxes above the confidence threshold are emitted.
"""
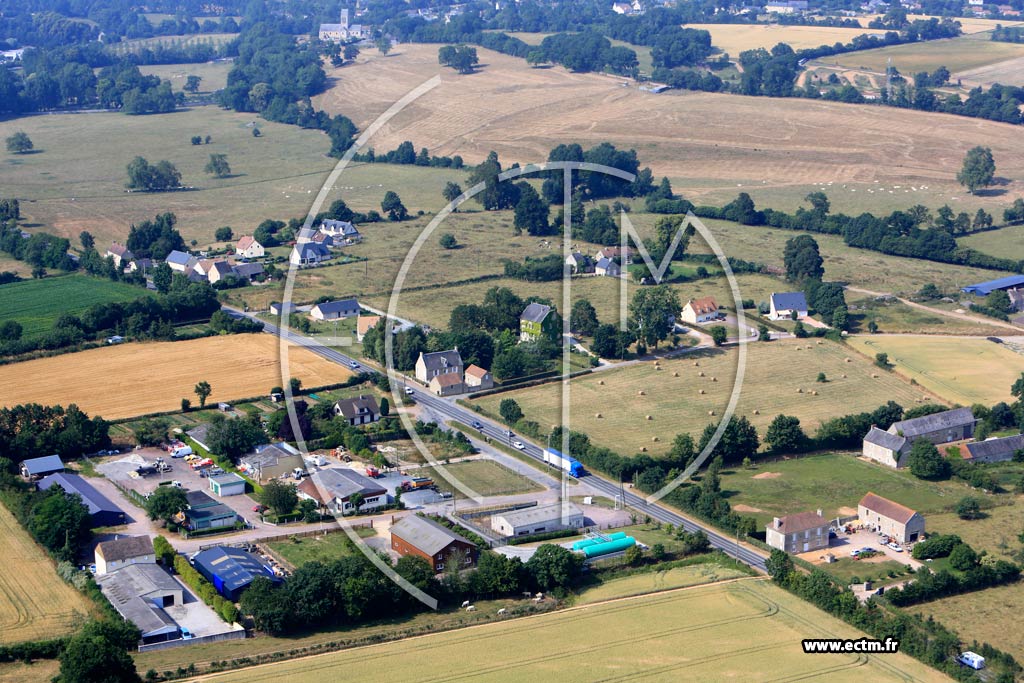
[464,364,493,390]
[858,492,925,544]
[680,297,721,324]
[235,235,264,259]
[765,509,829,553]
[429,372,465,397]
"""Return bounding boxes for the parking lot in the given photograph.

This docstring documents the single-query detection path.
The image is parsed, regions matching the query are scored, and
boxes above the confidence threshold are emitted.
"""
[810,527,922,569]
[164,576,244,639]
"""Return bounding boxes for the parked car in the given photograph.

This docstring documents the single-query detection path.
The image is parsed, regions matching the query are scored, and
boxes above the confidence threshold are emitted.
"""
[253,504,267,513]
[180,627,193,640]
[888,543,903,552]
[850,549,862,557]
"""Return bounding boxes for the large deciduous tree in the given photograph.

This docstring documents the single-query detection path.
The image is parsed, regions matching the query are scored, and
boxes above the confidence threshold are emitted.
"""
[957,146,995,194]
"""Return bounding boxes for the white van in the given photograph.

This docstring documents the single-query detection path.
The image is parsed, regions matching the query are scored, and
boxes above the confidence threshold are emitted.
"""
[170,445,193,458]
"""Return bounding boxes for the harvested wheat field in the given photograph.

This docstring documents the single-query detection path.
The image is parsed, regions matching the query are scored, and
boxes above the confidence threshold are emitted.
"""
[0,501,92,644]
[0,335,349,419]
[684,23,888,55]
[190,579,950,683]
[316,45,1024,211]
[474,338,934,456]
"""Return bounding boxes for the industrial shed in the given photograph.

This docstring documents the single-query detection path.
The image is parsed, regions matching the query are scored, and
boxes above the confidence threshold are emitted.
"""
[192,546,280,601]
[96,564,183,644]
[38,472,126,527]
[491,502,584,537]
[209,472,247,497]
[20,454,65,479]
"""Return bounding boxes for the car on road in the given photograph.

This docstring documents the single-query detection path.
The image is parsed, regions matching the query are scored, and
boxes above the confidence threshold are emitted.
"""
[471,421,483,429]
[505,430,514,438]
[349,360,359,369]
[512,441,526,450]
[404,386,414,395]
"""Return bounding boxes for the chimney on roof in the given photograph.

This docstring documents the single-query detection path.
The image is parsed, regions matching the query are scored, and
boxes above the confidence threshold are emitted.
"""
[773,517,782,529]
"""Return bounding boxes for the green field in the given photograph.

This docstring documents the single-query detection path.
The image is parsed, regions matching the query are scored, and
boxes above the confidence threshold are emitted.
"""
[139,61,233,94]
[574,562,750,604]
[846,297,1014,336]
[846,335,1024,406]
[826,32,1024,73]
[818,556,914,586]
[960,225,1024,262]
[0,274,150,341]
[928,496,1024,562]
[473,338,933,457]
[423,459,544,499]
[266,528,378,567]
[717,453,987,529]
[189,579,951,683]
[917,582,1024,663]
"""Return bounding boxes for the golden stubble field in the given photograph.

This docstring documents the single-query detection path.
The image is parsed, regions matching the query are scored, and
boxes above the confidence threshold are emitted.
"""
[0,334,350,419]
[683,23,889,54]
[186,579,950,683]
[315,44,1024,212]
[474,338,934,456]
[0,502,93,644]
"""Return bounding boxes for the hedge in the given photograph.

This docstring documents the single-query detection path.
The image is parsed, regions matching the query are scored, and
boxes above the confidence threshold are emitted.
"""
[173,555,239,623]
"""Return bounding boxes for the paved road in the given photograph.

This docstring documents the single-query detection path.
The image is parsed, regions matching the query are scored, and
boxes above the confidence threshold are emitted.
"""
[225,306,769,571]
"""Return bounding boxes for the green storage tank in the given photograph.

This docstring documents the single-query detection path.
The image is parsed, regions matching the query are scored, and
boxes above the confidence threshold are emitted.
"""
[571,532,626,552]
[582,536,636,558]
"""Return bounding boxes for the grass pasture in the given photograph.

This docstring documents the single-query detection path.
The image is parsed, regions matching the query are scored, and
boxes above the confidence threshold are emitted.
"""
[954,54,1024,88]
[574,561,750,604]
[960,225,1024,262]
[826,32,1024,74]
[266,527,378,567]
[917,582,1024,663]
[0,334,350,420]
[845,335,1024,406]
[473,338,933,456]
[139,60,233,93]
[717,453,984,529]
[0,500,92,644]
[684,23,889,55]
[422,459,544,499]
[314,44,1024,216]
[928,498,1024,562]
[0,274,149,341]
[187,579,950,683]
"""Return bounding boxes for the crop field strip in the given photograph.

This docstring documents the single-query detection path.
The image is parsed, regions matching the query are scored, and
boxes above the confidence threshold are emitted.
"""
[191,579,948,683]
[0,501,92,644]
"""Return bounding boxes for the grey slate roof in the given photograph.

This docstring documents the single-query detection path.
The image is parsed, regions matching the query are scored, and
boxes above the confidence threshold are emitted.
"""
[186,424,210,448]
[334,394,379,420]
[313,297,360,316]
[966,434,1024,461]
[38,473,123,518]
[864,426,906,452]
[293,242,330,260]
[889,407,975,439]
[165,250,193,267]
[770,292,808,311]
[419,349,463,373]
[521,302,552,323]
[321,219,359,237]
[21,454,65,476]
[390,515,475,556]
[97,535,154,562]
[186,490,219,509]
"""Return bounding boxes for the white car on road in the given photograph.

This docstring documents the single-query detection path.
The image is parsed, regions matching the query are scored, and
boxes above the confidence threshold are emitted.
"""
[512,441,526,450]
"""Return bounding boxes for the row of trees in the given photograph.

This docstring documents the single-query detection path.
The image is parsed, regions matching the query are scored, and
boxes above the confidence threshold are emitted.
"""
[0,403,110,463]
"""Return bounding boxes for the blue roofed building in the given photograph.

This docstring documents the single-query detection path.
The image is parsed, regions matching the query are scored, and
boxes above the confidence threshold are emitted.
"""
[769,292,809,321]
[38,473,126,527]
[192,546,280,600]
[961,274,1024,297]
[20,454,65,479]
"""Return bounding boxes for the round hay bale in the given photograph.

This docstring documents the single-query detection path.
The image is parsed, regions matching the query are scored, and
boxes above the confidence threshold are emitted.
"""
[693,361,700,367]
[646,414,653,420]
[652,436,659,442]
[753,409,760,415]
[654,359,660,365]
[698,371,705,377]
[816,340,823,345]
[673,371,679,377]
[845,357,852,363]
[655,366,662,371]
[698,389,705,395]
[871,373,879,378]
[841,373,847,378]
[811,390,818,396]
[640,446,648,452]
[638,390,645,396]
[708,410,716,416]
[711,376,717,382]
[797,387,803,393]
[598,379,605,385]
[595,412,603,418]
